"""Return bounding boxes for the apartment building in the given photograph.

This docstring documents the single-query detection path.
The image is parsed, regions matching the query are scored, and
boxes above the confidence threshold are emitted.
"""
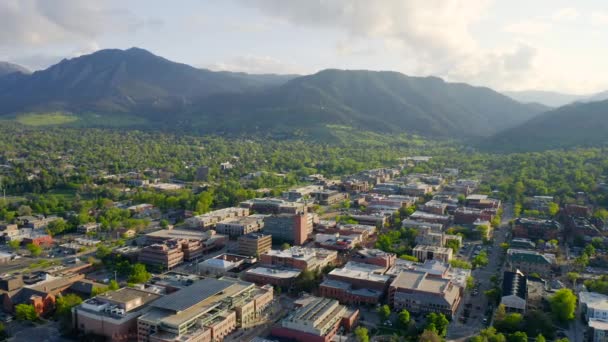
[139,241,184,270]
[263,213,312,245]
[237,232,272,257]
[260,247,337,271]
[215,215,264,237]
[413,245,453,263]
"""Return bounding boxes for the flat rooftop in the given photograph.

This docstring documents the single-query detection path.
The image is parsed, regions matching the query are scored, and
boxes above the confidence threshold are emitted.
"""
[246,267,301,279]
[329,262,390,283]
[413,245,452,253]
[391,269,449,294]
[98,287,162,306]
[151,278,234,312]
[146,228,213,240]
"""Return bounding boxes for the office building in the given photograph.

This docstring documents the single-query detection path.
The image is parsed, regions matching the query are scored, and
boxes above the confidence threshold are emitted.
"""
[237,232,272,257]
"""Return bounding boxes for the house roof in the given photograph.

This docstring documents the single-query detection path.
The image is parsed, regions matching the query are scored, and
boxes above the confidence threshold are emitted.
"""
[502,270,527,300]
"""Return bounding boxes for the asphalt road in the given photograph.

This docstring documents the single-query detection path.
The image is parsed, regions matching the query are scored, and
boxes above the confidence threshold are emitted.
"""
[447,204,512,341]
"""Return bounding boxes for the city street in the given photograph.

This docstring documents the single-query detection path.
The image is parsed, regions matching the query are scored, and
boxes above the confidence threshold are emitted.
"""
[447,204,512,341]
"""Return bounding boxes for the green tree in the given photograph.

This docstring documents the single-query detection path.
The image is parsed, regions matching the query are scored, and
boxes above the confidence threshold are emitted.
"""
[450,259,472,269]
[281,243,291,250]
[399,254,418,262]
[354,326,370,342]
[567,272,580,286]
[547,202,559,216]
[96,245,112,259]
[398,309,411,326]
[160,219,169,228]
[15,304,37,321]
[508,331,527,342]
[108,279,120,290]
[26,243,42,257]
[55,294,83,318]
[473,251,489,267]
[377,304,391,321]
[17,205,32,216]
[8,240,20,251]
[426,312,449,337]
[466,276,475,290]
[419,329,442,342]
[495,313,523,333]
[549,289,577,323]
[128,263,151,284]
[536,334,546,342]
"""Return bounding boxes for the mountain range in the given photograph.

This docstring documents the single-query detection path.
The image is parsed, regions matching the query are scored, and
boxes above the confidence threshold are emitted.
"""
[504,89,608,107]
[0,47,607,151]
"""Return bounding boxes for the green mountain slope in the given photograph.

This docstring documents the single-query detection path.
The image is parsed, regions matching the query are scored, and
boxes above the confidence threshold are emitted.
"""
[484,100,608,152]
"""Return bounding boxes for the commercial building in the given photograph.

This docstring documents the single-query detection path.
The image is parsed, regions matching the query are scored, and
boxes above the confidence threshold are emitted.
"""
[415,227,462,248]
[413,245,453,263]
[237,232,272,257]
[349,214,388,227]
[283,185,324,202]
[315,233,363,251]
[73,287,162,342]
[401,219,444,232]
[580,292,608,342]
[137,278,273,341]
[197,254,252,276]
[388,270,462,318]
[239,198,308,215]
[320,262,391,305]
[352,248,396,271]
[244,267,301,288]
[506,249,556,278]
[139,241,184,270]
[512,218,562,241]
[77,222,100,234]
[500,270,527,313]
[145,229,227,256]
[215,216,264,237]
[271,296,358,342]
[510,238,536,249]
[184,207,249,230]
[409,211,450,225]
[260,247,337,271]
[263,213,312,245]
[465,194,501,209]
[453,207,495,225]
[311,190,349,206]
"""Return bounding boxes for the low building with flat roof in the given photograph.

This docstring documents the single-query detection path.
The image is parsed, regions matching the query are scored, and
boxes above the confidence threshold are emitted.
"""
[506,249,556,278]
[320,262,391,305]
[215,215,264,237]
[184,207,249,229]
[388,270,462,318]
[73,287,162,342]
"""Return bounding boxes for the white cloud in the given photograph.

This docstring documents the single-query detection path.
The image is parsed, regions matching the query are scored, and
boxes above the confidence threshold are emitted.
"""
[504,20,551,36]
[0,0,161,48]
[207,55,304,75]
[591,12,608,26]
[552,8,579,22]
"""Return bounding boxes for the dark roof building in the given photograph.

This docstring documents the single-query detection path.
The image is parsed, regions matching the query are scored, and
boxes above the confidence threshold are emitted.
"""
[500,270,527,313]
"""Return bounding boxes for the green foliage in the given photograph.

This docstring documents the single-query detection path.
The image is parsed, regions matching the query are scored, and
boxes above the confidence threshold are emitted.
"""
[466,276,475,290]
[585,275,608,295]
[494,313,523,333]
[26,243,42,257]
[377,304,391,321]
[473,251,489,267]
[15,112,79,126]
[549,289,577,323]
[354,326,370,342]
[128,263,151,284]
[108,280,120,291]
[8,240,20,250]
[399,254,418,262]
[398,309,411,326]
[55,294,83,318]
[281,243,291,251]
[445,239,460,253]
[468,327,506,342]
[15,304,37,321]
[507,331,527,342]
[547,202,560,216]
[91,286,109,296]
[426,312,449,337]
[419,329,442,342]
[450,259,472,269]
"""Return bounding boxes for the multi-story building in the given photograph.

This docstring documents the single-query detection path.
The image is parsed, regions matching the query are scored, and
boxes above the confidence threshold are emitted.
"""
[401,183,434,196]
[415,227,462,248]
[283,185,324,202]
[271,296,358,342]
[413,245,453,263]
[145,229,227,255]
[401,219,444,232]
[465,194,501,209]
[410,211,450,225]
[500,270,527,313]
[311,190,349,206]
[510,238,536,249]
[139,241,184,270]
[184,207,249,230]
[73,287,162,342]
[215,216,264,237]
[244,267,301,288]
[237,232,272,257]
[77,222,100,234]
[349,214,388,227]
[137,278,273,341]
[422,200,448,215]
[580,292,608,342]
[512,218,562,241]
[320,262,391,305]
[260,247,337,271]
[239,198,308,215]
[263,213,312,245]
[453,207,495,225]
[352,248,396,271]
[506,249,556,278]
[388,270,462,318]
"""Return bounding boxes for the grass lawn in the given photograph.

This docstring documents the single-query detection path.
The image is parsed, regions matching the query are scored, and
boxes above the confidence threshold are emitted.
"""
[15,112,79,126]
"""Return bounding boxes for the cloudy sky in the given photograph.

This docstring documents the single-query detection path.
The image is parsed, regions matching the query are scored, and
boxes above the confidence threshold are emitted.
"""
[1,0,607,94]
